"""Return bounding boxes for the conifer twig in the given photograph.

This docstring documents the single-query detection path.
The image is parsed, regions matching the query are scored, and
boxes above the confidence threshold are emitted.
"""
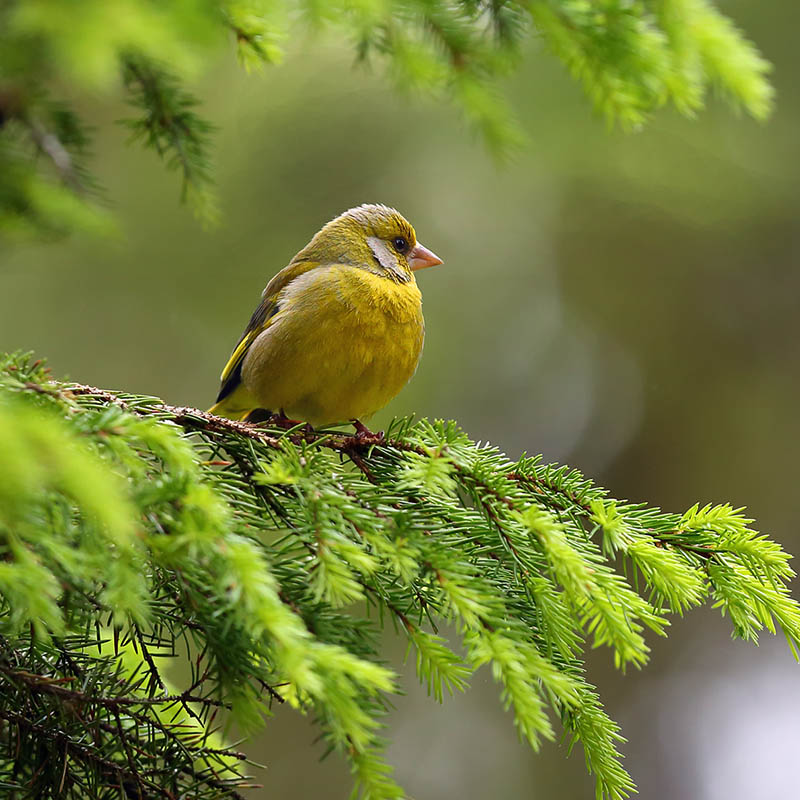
[1,355,798,800]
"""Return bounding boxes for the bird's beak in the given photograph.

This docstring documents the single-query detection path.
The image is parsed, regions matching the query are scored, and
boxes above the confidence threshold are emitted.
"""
[409,242,443,271]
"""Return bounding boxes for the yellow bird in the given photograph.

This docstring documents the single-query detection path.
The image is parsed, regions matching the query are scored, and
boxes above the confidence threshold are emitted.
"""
[209,204,442,428]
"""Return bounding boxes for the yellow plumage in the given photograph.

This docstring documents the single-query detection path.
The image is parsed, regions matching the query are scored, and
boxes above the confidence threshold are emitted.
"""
[209,204,441,427]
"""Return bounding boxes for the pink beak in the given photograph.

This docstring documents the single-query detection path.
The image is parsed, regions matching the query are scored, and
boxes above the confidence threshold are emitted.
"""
[409,242,443,271]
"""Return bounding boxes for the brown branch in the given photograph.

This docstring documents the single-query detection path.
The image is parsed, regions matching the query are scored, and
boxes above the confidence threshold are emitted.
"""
[28,380,723,593]
[60,382,408,457]
[135,628,167,695]
[0,665,228,711]
[0,707,174,800]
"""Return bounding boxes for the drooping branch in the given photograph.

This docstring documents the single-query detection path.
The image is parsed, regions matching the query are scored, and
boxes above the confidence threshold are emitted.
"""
[60,381,730,566]
[1,354,798,800]
[0,0,775,236]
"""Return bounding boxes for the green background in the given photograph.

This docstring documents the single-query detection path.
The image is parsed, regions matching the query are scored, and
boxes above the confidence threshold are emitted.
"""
[2,3,798,797]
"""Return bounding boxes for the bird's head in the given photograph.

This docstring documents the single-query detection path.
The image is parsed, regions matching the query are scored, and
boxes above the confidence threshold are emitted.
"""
[295,204,442,282]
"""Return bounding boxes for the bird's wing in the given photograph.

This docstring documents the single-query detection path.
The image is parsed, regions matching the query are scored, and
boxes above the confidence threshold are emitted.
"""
[216,260,319,403]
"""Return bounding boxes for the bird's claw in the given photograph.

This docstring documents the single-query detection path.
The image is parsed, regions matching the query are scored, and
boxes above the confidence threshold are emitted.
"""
[352,420,385,445]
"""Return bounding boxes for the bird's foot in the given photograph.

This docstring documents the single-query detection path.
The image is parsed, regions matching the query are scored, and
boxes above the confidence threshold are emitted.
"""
[244,408,274,424]
[352,420,385,445]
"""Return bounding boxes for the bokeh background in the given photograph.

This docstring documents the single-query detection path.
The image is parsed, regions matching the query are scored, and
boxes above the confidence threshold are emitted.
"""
[2,2,798,797]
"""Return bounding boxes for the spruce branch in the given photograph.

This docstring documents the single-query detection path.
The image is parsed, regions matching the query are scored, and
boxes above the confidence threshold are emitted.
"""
[120,53,218,224]
[1,352,798,799]
[0,0,776,235]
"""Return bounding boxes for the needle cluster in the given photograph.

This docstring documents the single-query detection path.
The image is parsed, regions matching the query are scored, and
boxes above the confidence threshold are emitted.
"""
[1,351,798,800]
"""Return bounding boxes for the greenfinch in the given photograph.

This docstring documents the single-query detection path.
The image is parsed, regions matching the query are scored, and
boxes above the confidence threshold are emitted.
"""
[209,204,442,427]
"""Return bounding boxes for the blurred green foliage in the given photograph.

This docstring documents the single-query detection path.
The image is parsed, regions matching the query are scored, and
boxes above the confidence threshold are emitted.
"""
[0,0,773,233]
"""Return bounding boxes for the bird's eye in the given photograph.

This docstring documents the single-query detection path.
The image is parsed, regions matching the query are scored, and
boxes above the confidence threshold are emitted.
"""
[392,236,409,254]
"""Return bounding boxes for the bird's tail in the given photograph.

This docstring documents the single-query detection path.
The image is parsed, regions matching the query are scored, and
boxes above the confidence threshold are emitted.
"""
[208,401,247,420]
[207,385,259,420]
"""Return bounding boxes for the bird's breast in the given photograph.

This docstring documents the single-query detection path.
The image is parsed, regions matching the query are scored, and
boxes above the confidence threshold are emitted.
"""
[331,266,423,323]
[241,265,425,424]
[328,266,424,377]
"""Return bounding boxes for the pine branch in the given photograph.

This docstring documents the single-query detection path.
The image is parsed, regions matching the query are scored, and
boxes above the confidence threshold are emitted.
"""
[120,53,218,223]
[1,352,798,799]
[0,0,775,235]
